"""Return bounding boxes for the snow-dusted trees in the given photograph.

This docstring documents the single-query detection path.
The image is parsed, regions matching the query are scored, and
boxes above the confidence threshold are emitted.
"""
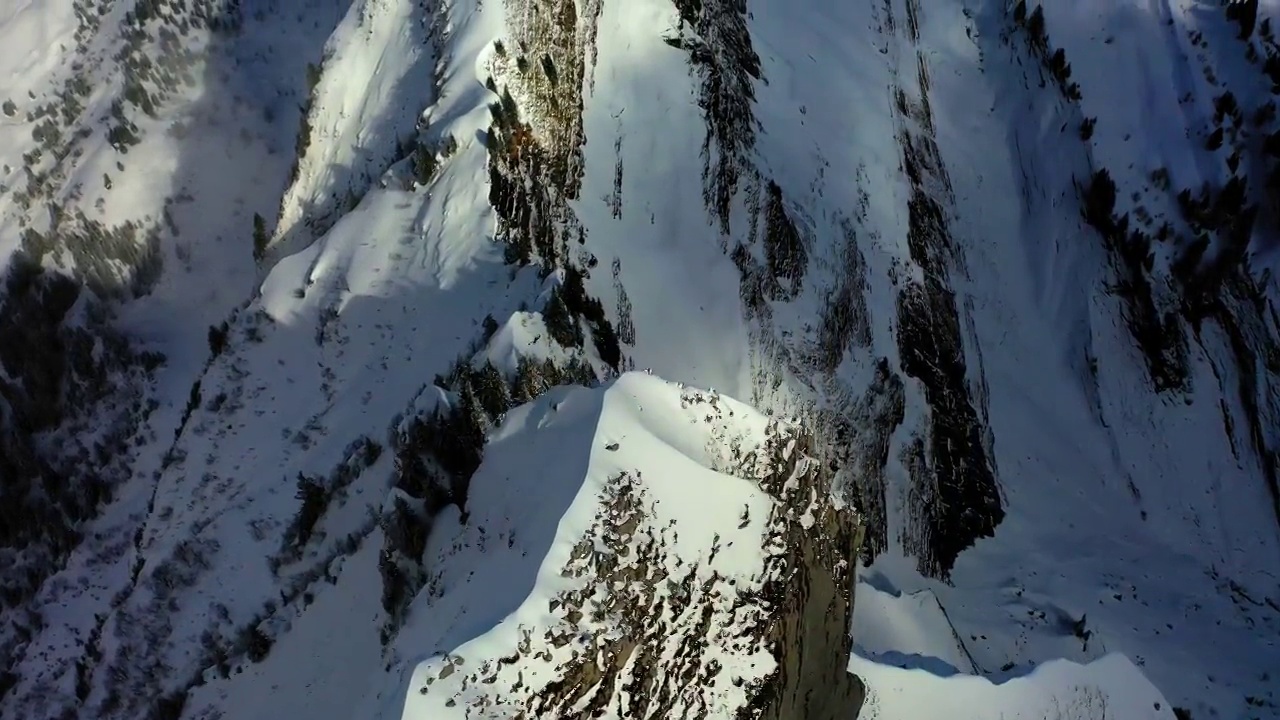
[1080,116,1096,140]
[273,437,381,567]
[381,362,492,634]
[286,474,327,547]
[1011,3,1081,100]
[379,343,602,638]
[1082,169,1117,232]
[557,265,621,369]
[472,361,512,419]
[411,133,457,187]
[378,495,429,638]
[762,180,809,300]
[1225,0,1259,40]
[1077,168,1190,392]
[1026,6,1046,47]
[0,254,160,615]
[206,322,229,358]
[251,213,269,261]
[543,287,583,348]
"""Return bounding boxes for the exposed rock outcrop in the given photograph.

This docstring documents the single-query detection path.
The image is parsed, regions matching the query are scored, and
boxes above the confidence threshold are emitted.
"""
[403,379,865,719]
[744,425,866,720]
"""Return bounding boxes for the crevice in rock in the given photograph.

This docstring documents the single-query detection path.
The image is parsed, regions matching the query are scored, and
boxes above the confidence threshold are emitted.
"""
[888,23,1004,578]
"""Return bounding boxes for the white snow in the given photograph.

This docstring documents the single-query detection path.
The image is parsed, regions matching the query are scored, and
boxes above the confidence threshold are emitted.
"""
[573,0,758,399]
[269,0,443,260]
[853,652,1175,720]
[854,578,977,676]
[0,1,75,102]
[374,373,779,719]
[0,0,76,265]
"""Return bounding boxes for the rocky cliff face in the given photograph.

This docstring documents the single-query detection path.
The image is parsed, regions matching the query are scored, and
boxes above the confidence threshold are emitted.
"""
[745,428,865,720]
[393,377,865,720]
[469,0,873,709]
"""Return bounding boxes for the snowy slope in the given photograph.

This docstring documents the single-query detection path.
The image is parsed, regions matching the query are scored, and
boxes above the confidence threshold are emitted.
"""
[379,374,797,719]
[1,0,1279,719]
[177,373,1174,720]
[267,0,445,261]
[853,653,1175,720]
[574,0,1280,716]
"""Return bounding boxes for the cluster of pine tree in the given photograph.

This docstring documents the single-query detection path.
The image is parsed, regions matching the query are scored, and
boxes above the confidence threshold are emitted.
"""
[378,351,598,639]
[408,133,458,187]
[1225,0,1261,42]
[543,265,621,368]
[285,62,324,188]
[18,207,163,299]
[0,253,163,708]
[1010,1,1081,100]
[1171,177,1256,314]
[371,49,633,638]
[484,79,623,367]
[1010,2,1203,392]
[275,436,383,566]
[1079,170,1190,391]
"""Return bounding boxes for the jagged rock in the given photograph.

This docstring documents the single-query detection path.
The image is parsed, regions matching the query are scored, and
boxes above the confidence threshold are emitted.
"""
[397,375,865,719]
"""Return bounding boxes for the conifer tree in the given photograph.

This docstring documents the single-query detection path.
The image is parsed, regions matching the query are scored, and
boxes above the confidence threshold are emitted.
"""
[252,213,268,261]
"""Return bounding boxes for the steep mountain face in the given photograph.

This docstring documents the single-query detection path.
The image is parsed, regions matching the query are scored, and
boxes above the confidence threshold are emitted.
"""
[374,375,865,720]
[0,0,1278,719]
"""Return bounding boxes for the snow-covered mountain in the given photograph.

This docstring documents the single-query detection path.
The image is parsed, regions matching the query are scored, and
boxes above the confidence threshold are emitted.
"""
[1,0,1278,718]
